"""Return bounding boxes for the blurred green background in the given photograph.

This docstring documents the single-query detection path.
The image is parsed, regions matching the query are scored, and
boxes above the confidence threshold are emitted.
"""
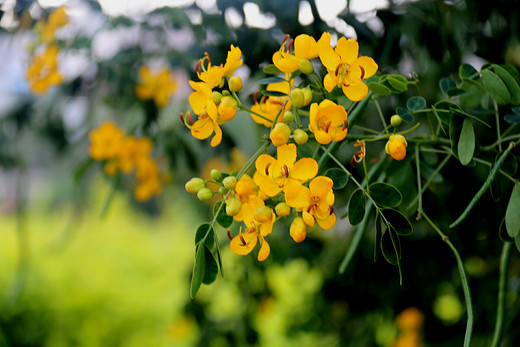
[1,0,520,346]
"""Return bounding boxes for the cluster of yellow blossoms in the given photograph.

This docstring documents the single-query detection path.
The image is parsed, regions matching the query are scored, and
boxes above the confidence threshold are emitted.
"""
[185,32,410,261]
[89,121,165,202]
[135,65,178,108]
[27,6,68,94]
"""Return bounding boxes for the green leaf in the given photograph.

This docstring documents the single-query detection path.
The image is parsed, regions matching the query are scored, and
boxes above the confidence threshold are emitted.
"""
[505,182,520,238]
[381,228,400,265]
[505,114,520,124]
[73,158,94,185]
[499,218,514,242]
[387,75,408,93]
[396,107,414,122]
[459,63,479,79]
[513,106,520,115]
[420,162,444,183]
[382,209,413,236]
[481,69,511,104]
[258,76,286,84]
[195,223,213,245]
[348,189,366,226]
[190,244,206,298]
[368,82,392,96]
[493,64,520,105]
[324,168,349,189]
[449,116,463,158]
[458,118,475,166]
[263,64,282,75]
[440,77,457,94]
[447,88,466,97]
[261,90,287,97]
[407,96,427,111]
[369,182,402,208]
[516,234,520,253]
[202,245,218,285]
[214,201,233,228]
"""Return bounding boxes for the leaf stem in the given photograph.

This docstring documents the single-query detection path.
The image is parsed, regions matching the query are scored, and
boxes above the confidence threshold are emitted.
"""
[494,100,503,152]
[415,145,423,218]
[373,97,389,133]
[490,242,512,347]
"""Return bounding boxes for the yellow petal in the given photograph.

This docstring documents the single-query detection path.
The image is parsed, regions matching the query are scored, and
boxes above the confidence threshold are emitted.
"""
[285,184,311,209]
[257,235,270,261]
[315,130,332,145]
[294,34,318,60]
[303,210,315,227]
[290,158,318,182]
[323,73,336,92]
[317,32,340,72]
[342,81,368,102]
[317,212,336,230]
[230,232,257,256]
[356,56,378,79]
[335,37,359,64]
[210,121,222,147]
[276,143,297,168]
[309,176,334,198]
[253,171,281,197]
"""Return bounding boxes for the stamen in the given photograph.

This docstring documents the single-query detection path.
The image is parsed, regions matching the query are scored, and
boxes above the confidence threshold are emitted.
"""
[281,164,289,178]
[227,229,233,240]
[239,233,247,246]
[187,112,194,125]
[204,52,211,65]
[287,39,294,53]
[265,162,271,176]
[360,66,365,79]
[329,206,334,214]
[196,59,201,74]
[254,90,260,104]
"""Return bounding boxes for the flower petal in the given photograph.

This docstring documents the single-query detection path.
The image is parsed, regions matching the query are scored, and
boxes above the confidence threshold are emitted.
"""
[342,81,368,102]
[285,184,311,209]
[335,37,359,64]
[309,176,334,198]
[317,32,340,72]
[356,56,378,79]
[230,232,257,256]
[257,235,270,261]
[294,34,318,60]
[317,212,336,230]
[291,158,318,182]
[276,143,297,168]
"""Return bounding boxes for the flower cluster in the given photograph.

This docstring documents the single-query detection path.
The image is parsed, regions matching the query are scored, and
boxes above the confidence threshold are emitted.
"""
[135,65,178,108]
[89,121,165,202]
[26,6,68,94]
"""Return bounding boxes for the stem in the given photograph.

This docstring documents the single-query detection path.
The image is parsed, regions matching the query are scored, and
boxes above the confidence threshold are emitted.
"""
[472,157,517,184]
[494,100,503,152]
[339,202,374,273]
[238,105,274,124]
[421,211,474,347]
[373,98,389,133]
[481,134,520,151]
[490,242,512,347]
[415,145,423,218]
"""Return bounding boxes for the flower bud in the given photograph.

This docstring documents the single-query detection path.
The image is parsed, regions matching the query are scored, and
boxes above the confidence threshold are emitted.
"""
[197,187,213,201]
[185,177,205,194]
[226,197,242,216]
[222,176,237,190]
[290,88,305,108]
[290,217,308,243]
[293,129,308,145]
[254,206,272,223]
[385,134,408,161]
[275,202,291,217]
[283,111,295,123]
[298,59,314,74]
[270,123,292,147]
[211,91,223,105]
[218,186,227,194]
[211,169,222,181]
[218,96,238,121]
[228,76,243,92]
[390,114,403,127]
[302,87,313,106]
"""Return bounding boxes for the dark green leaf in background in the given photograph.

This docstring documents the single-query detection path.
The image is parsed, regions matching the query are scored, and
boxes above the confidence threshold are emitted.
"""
[459,63,479,79]
[458,118,475,166]
[396,107,414,122]
[505,182,520,238]
[369,182,403,208]
[481,69,511,104]
[348,189,366,226]
[504,114,520,124]
[324,168,349,189]
[440,77,456,94]
[202,246,218,285]
[407,96,427,111]
[492,64,520,105]
[382,209,413,236]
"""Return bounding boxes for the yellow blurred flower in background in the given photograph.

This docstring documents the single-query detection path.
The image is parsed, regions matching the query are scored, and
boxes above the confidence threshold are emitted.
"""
[136,65,177,108]
[26,44,62,94]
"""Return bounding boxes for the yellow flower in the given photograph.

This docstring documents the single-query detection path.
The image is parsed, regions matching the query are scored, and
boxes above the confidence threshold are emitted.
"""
[317,32,378,101]
[254,143,318,197]
[136,65,177,108]
[26,44,62,94]
[290,216,308,242]
[217,96,237,121]
[309,99,348,144]
[118,136,153,173]
[223,44,243,77]
[88,121,125,161]
[396,307,424,332]
[285,176,336,229]
[230,196,275,261]
[39,6,68,42]
[272,34,318,73]
[250,77,292,127]
[197,45,243,88]
[269,123,291,147]
[385,134,408,160]
[231,173,267,221]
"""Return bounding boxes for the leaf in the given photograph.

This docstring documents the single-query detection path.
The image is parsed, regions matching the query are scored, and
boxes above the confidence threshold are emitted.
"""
[73,158,94,184]
[382,209,413,236]
[387,75,408,93]
[369,182,403,208]
[396,107,414,122]
[504,114,520,124]
[261,90,287,97]
[258,76,286,84]
[407,96,427,111]
[513,106,520,116]
[214,201,233,228]
[324,168,349,189]
[348,189,366,226]
[368,82,392,96]
[440,77,457,94]
[505,182,520,238]
[449,116,463,158]
[195,223,213,245]
[446,88,466,97]
[516,234,520,253]
[202,245,218,285]
[458,118,475,166]
[190,244,206,298]
[263,64,282,75]
[493,64,520,105]
[481,69,511,104]
[499,218,514,243]
[420,162,444,183]
[381,228,400,265]
[459,63,479,79]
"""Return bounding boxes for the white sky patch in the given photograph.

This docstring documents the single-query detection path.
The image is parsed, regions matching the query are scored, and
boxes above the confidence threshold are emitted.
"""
[225,7,243,29]
[315,0,346,22]
[195,0,216,11]
[298,1,314,26]
[333,18,357,39]
[243,2,276,29]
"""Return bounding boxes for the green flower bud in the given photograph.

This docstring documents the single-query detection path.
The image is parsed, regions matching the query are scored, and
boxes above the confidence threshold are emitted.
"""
[222,176,237,190]
[226,197,242,216]
[210,169,222,181]
[222,90,231,96]
[197,187,213,201]
[293,129,308,145]
[302,87,313,106]
[228,76,243,92]
[185,177,205,194]
[390,114,403,127]
[211,91,223,105]
[218,186,227,195]
[254,206,272,223]
[290,88,305,108]
[283,110,295,122]
[275,202,291,217]
[298,59,314,74]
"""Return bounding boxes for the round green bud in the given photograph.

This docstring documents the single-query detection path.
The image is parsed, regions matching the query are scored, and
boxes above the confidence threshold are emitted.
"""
[197,187,213,201]
[433,294,463,324]
[298,59,314,74]
[254,205,272,223]
[275,202,291,217]
[283,110,295,123]
[293,129,309,145]
[222,176,237,190]
[290,88,305,109]
[218,186,227,195]
[210,169,222,181]
[226,197,242,216]
[185,177,205,194]
[211,91,223,105]
[228,76,243,92]
[390,114,403,127]
[222,90,231,96]
[302,87,313,106]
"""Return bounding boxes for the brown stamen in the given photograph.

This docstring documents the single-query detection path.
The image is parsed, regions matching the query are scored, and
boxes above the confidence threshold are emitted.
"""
[265,162,271,176]
[204,52,211,64]
[227,229,233,241]
[196,59,202,74]
[281,164,290,178]
[360,66,365,79]
[254,90,260,104]
[287,38,294,53]
[239,233,247,246]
